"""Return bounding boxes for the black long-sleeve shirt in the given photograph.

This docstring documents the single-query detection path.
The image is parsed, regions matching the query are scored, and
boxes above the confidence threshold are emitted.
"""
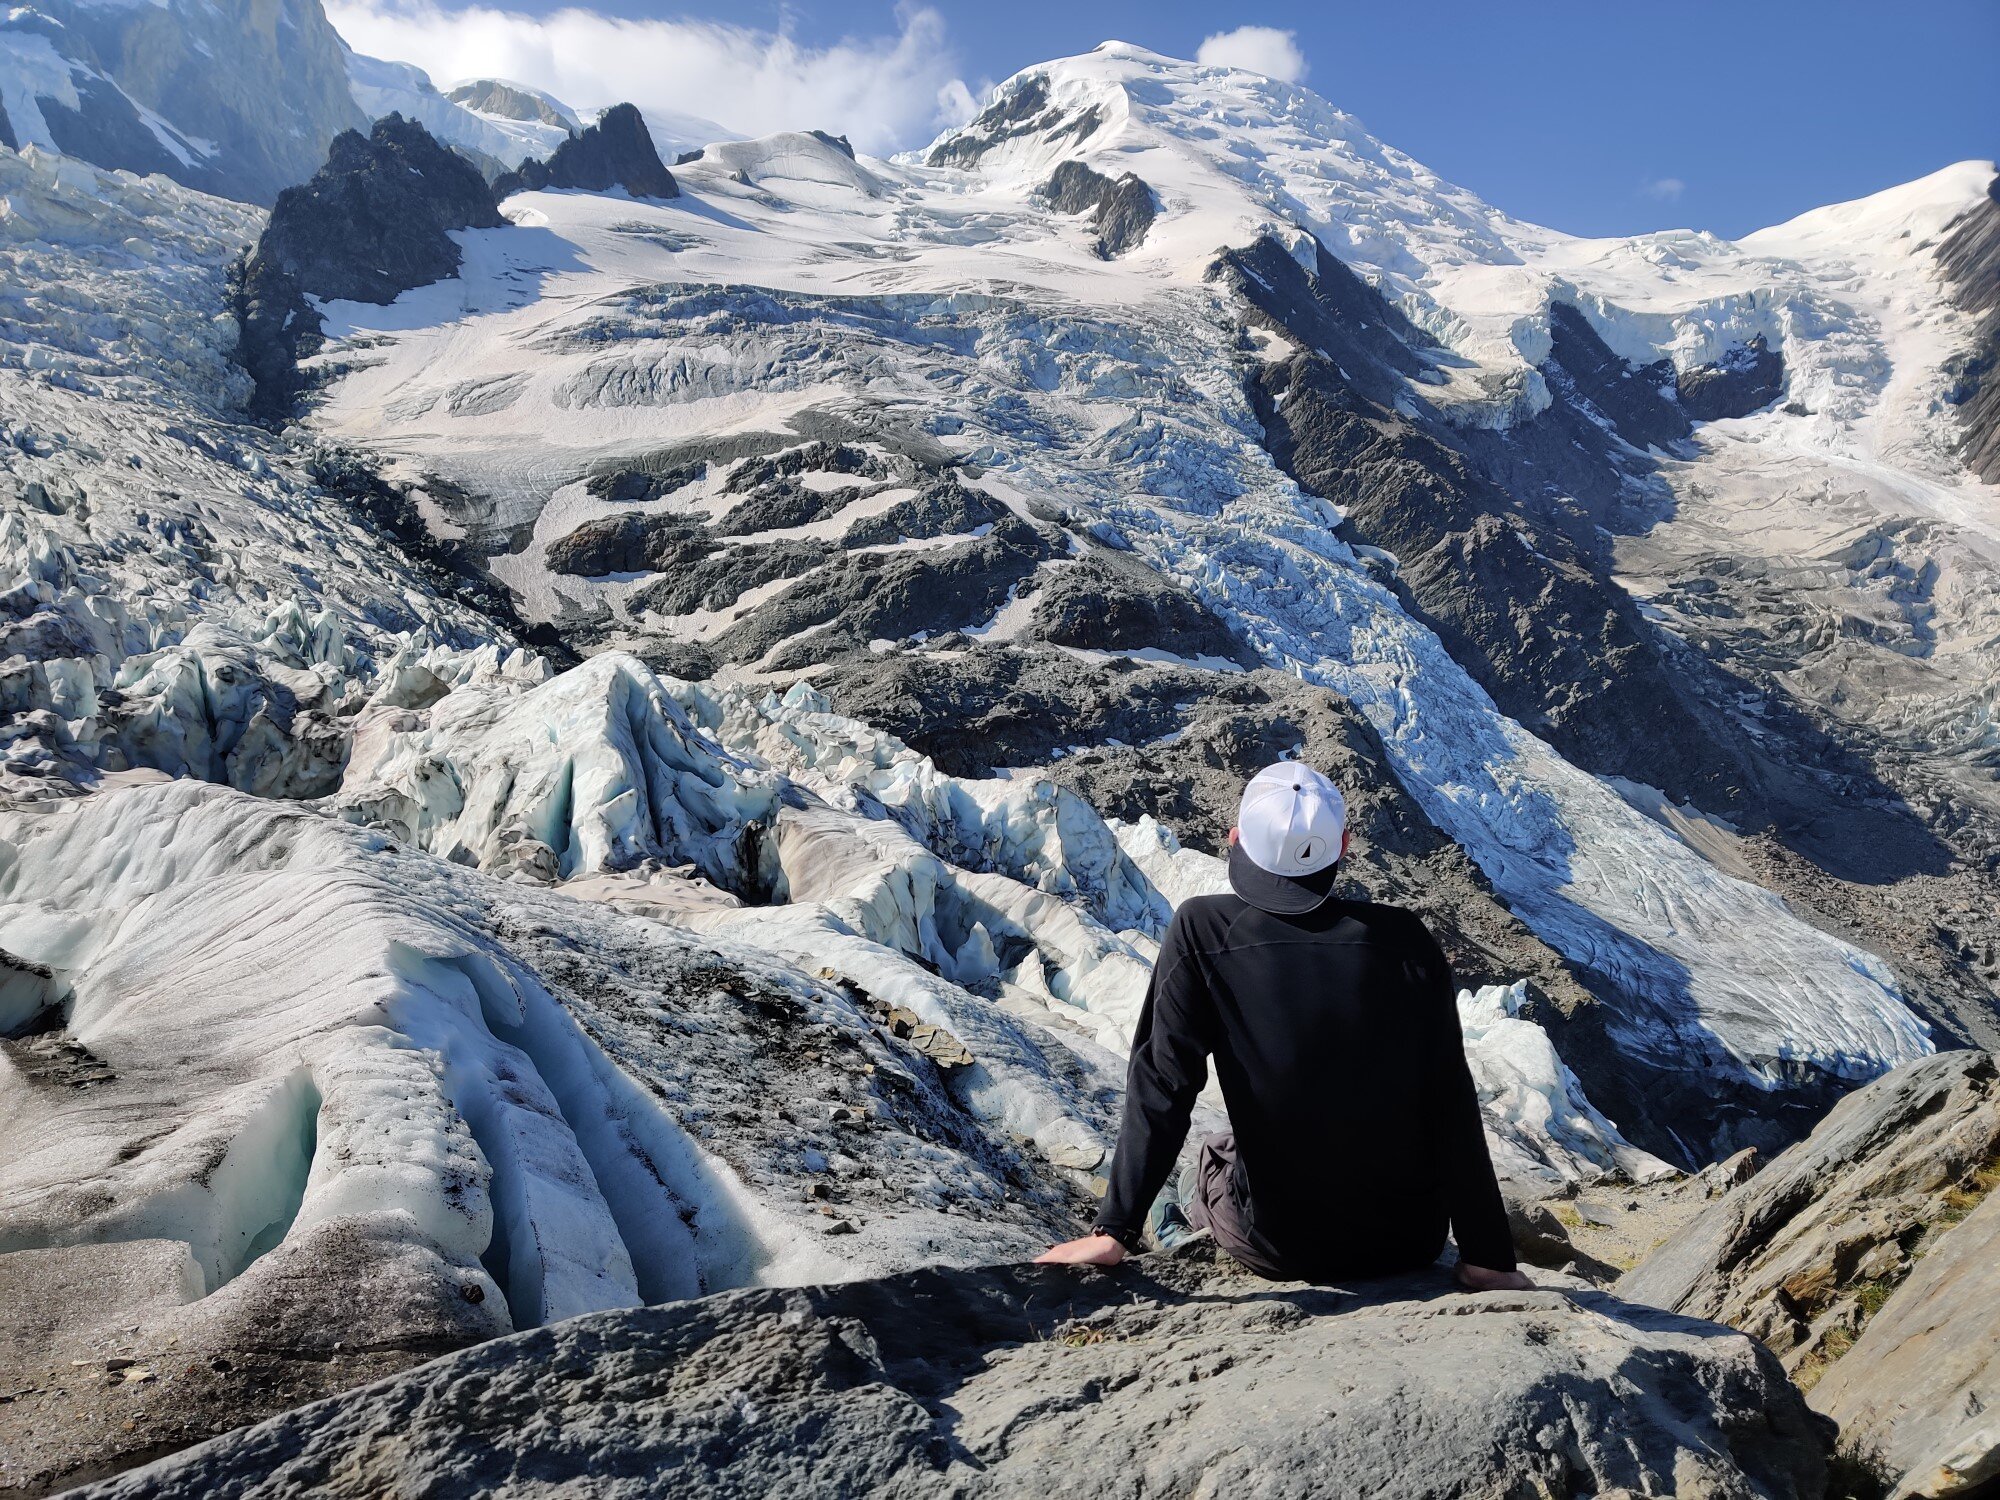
[1098,891,1517,1277]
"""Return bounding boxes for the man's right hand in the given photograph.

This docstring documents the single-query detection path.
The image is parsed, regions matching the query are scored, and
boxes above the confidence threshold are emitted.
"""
[1456,1262,1534,1292]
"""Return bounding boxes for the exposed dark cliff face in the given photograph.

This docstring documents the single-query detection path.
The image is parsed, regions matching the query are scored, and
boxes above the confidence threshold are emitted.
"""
[1040,160,1157,257]
[1218,241,1747,813]
[928,74,1104,169]
[493,103,678,200]
[1677,337,1785,421]
[36,69,191,181]
[232,115,508,420]
[260,115,505,305]
[1544,302,1693,452]
[928,76,1050,167]
[1938,174,2000,483]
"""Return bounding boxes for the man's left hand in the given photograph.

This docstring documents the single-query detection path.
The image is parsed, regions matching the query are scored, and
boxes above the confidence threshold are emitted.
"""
[1034,1232,1127,1267]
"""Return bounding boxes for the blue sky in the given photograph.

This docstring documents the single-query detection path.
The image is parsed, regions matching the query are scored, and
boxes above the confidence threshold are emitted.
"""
[333,0,1996,238]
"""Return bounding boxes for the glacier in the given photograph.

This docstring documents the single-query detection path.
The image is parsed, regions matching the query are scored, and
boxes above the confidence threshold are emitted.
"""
[297,51,1965,1106]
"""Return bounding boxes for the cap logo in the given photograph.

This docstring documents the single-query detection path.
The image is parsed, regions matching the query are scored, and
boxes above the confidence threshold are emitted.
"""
[1295,837,1323,865]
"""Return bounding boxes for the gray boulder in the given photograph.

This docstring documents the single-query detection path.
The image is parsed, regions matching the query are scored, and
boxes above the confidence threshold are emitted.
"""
[68,1253,1829,1499]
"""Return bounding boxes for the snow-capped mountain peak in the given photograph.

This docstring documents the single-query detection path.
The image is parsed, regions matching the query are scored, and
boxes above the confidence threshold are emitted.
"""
[919,45,1995,461]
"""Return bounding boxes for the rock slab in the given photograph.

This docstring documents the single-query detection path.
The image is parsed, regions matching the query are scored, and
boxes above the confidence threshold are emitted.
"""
[1619,1051,2000,1366]
[1622,1050,2000,1497]
[1811,1179,2000,1498]
[70,1254,1830,1499]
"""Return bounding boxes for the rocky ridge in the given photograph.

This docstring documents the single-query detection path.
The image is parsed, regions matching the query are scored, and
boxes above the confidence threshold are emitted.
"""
[492,103,679,201]
[232,114,506,419]
[1939,174,2000,484]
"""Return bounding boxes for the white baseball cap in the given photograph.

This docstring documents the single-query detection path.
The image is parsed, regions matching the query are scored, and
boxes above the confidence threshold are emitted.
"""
[1227,761,1348,914]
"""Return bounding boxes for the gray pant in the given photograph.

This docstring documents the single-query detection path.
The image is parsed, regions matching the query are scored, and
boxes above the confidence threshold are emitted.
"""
[1183,1132,1291,1280]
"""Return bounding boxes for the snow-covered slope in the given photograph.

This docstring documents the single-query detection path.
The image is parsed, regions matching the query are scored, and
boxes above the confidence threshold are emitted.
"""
[0,0,363,203]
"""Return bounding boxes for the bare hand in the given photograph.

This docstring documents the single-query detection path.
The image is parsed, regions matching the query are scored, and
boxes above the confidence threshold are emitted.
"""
[1456,1262,1534,1292]
[1035,1232,1128,1267]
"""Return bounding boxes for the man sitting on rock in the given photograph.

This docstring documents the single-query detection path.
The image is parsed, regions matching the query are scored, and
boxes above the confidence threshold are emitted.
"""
[1038,761,1530,1291]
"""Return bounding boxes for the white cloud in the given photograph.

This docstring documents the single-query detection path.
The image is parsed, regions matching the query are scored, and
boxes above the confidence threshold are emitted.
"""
[1643,176,1687,202]
[324,0,980,157]
[1195,25,1309,84]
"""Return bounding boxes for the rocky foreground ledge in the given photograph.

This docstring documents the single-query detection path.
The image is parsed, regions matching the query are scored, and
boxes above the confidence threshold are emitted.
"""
[66,1251,1830,1500]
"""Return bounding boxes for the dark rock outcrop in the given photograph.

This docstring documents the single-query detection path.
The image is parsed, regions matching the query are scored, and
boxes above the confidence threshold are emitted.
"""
[545,514,711,578]
[1544,301,1693,451]
[929,75,1052,168]
[584,461,707,505]
[65,1254,1831,1500]
[1025,550,1254,665]
[724,440,887,492]
[715,480,857,537]
[928,75,1104,169]
[840,474,1006,547]
[1938,174,2000,483]
[1213,235,1430,407]
[712,517,1055,670]
[231,115,507,421]
[1678,336,1787,422]
[257,114,505,306]
[492,102,677,201]
[1042,160,1156,256]
[629,538,831,617]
